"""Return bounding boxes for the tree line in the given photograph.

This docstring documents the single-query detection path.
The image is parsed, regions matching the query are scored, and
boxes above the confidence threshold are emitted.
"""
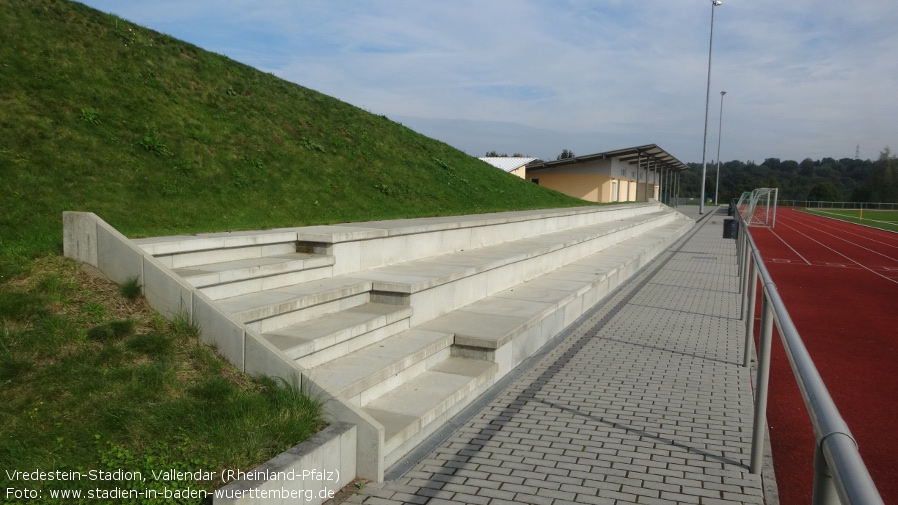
[677,148,898,203]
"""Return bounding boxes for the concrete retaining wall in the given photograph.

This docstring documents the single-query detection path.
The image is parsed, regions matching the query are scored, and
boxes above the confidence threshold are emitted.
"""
[214,422,356,505]
[62,212,383,481]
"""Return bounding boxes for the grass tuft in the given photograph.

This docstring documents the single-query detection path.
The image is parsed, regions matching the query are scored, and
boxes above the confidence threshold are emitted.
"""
[119,276,142,300]
[87,318,137,341]
[171,309,201,339]
[125,331,173,358]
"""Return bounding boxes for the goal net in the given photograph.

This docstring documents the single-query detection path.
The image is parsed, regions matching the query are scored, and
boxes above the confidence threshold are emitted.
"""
[736,188,778,227]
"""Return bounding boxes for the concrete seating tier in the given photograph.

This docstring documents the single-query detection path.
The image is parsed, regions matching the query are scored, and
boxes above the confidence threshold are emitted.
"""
[127,203,693,474]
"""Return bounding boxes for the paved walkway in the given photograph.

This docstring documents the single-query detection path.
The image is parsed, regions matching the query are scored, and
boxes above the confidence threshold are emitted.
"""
[346,206,766,505]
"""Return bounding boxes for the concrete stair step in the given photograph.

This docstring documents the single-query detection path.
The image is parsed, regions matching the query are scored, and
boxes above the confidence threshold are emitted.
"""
[421,214,695,357]
[307,329,454,404]
[173,252,335,300]
[361,357,498,462]
[353,210,673,295]
[214,277,373,332]
[135,230,300,268]
[262,302,413,366]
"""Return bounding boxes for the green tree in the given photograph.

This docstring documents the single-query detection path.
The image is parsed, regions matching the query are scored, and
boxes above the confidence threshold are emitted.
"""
[807,181,840,202]
[799,158,815,177]
[556,149,575,160]
[869,148,898,202]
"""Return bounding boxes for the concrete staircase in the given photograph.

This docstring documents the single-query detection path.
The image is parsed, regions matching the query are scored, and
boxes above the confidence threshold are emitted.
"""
[121,203,693,474]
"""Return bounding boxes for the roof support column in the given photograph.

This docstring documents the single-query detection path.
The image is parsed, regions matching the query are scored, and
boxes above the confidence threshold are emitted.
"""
[636,151,642,202]
[667,168,677,207]
[661,166,666,205]
[661,167,670,206]
[644,160,650,202]
[675,172,680,207]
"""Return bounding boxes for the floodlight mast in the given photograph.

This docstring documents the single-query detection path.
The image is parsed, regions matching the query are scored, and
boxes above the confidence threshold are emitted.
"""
[699,0,722,214]
[714,91,726,205]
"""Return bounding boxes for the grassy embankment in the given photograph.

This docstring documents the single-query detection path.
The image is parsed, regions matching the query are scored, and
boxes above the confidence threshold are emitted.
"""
[0,0,589,500]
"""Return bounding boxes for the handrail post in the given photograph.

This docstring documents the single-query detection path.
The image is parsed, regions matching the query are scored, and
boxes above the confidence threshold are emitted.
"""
[742,259,757,367]
[750,286,774,474]
[736,220,744,280]
[812,443,840,505]
[738,222,749,297]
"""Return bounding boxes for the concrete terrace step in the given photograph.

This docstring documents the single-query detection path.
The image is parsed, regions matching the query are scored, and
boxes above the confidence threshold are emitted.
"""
[353,209,677,325]
[134,230,301,269]
[423,214,694,369]
[307,328,455,404]
[330,214,690,469]
[172,252,335,300]
[263,302,413,367]
[211,208,676,336]
[214,277,373,332]
[294,204,664,276]
[361,356,498,467]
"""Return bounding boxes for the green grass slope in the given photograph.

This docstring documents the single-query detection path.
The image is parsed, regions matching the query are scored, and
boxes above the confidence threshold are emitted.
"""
[0,2,588,499]
[0,0,584,264]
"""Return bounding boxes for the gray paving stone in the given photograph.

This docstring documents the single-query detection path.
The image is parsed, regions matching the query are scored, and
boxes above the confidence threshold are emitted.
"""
[352,210,767,505]
[477,487,516,501]
[499,482,539,495]
[514,494,555,505]
[574,494,616,505]
[487,473,526,485]
[419,499,460,505]
[359,497,403,505]
[449,493,490,505]
[386,492,429,504]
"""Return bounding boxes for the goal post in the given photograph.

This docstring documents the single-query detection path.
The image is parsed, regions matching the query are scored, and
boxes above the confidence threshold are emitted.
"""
[737,188,778,228]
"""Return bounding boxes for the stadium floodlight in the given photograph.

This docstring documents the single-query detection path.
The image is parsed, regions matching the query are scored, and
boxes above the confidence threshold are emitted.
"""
[699,0,723,214]
[715,91,727,206]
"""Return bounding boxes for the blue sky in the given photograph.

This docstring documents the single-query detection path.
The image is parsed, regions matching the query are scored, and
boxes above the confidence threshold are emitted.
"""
[78,0,898,164]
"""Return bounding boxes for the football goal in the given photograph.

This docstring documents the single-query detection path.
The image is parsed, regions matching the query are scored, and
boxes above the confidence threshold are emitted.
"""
[736,188,778,227]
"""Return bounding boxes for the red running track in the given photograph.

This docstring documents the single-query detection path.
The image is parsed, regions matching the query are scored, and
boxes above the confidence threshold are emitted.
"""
[750,208,898,504]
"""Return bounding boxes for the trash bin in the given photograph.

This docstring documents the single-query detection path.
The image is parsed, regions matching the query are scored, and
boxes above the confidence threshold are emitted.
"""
[723,218,738,239]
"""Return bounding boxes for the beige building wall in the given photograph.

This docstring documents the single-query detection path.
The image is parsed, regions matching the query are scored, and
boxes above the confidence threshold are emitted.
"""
[601,177,615,202]
[527,158,670,204]
[533,173,603,202]
[509,166,527,179]
[605,178,633,202]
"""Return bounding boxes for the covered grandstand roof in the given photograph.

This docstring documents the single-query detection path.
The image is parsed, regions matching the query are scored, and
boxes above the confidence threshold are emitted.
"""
[526,144,688,173]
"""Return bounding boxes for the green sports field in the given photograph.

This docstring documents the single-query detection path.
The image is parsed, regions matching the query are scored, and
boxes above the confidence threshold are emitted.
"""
[799,208,898,233]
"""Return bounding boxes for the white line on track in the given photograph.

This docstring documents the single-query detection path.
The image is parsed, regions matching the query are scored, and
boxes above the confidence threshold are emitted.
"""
[776,221,898,285]
[779,213,898,263]
[768,227,812,265]
[788,211,898,249]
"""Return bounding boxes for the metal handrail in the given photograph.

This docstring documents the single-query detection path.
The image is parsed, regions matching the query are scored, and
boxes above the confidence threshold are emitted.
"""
[735,213,883,505]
